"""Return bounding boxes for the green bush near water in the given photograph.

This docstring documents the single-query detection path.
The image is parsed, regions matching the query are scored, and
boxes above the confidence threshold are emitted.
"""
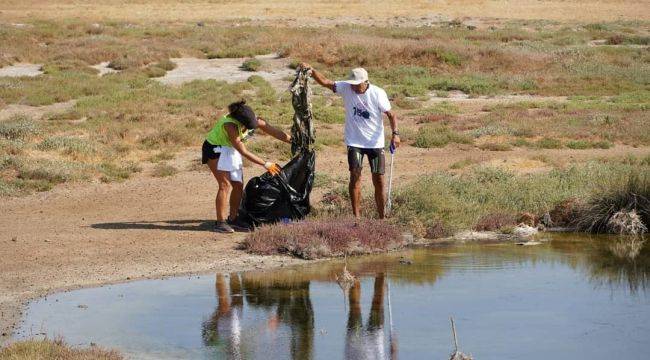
[391,162,649,233]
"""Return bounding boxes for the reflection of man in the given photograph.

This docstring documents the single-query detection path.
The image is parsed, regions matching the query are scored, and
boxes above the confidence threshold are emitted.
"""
[202,274,244,359]
[345,274,387,360]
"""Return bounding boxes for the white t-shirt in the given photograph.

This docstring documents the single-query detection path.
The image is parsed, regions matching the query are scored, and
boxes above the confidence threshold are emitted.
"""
[334,82,391,149]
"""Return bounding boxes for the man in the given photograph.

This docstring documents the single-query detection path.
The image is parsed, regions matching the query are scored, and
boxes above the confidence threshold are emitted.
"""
[301,64,400,219]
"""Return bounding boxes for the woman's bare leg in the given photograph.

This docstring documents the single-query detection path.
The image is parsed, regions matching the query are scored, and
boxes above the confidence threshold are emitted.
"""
[207,159,232,221]
[229,180,244,221]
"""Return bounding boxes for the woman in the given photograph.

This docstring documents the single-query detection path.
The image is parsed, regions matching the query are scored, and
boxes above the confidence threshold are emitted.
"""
[202,100,290,233]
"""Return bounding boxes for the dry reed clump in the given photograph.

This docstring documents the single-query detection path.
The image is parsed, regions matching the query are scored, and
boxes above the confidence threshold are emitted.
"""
[242,218,403,259]
[0,338,122,359]
[575,171,649,235]
[548,197,582,227]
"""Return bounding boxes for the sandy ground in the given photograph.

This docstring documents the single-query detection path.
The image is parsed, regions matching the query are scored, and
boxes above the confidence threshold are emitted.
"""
[1,1,648,22]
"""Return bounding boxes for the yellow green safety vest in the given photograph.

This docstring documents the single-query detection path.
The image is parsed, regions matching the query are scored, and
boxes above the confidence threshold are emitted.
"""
[205,115,246,146]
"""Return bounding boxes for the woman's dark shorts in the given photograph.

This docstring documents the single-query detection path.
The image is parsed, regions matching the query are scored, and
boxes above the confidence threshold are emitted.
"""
[201,140,221,164]
[347,146,385,174]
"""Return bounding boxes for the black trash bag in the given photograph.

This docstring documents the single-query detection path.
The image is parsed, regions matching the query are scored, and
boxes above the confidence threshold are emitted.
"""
[237,67,316,228]
[237,149,315,227]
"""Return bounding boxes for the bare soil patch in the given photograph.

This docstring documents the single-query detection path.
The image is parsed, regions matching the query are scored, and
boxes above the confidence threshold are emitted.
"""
[157,54,294,91]
[0,100,76,121]
[0,63,42,78]
[90,61,119,77]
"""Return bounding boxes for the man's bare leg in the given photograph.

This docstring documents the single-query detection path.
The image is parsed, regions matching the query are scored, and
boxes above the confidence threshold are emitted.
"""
[349,169,363,219]
[372,173,386,219]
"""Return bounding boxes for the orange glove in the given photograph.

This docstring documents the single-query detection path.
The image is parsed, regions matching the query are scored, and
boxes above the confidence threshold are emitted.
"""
[264,162,281,176]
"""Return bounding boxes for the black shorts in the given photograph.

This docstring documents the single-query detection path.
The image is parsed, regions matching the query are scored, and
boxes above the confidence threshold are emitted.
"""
[201,140,221,164]
[347,146,385,174]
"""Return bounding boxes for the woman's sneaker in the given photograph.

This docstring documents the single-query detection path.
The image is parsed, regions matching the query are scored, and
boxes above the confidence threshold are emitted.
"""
[214,221,235,233]
[227,218,252,232]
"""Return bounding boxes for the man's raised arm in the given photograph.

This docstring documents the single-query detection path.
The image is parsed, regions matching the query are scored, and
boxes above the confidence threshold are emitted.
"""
[300,63,335,92]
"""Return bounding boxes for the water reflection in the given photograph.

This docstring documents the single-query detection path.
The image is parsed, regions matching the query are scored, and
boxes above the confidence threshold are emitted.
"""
[345,274,387,360]
[18,235,650,359]
[200,236,648,359]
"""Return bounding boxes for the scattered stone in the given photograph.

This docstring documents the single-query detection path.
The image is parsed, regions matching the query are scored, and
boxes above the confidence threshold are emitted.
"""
[91,61,119,76]
[515,241,542,246]
[513,224,538,238]
[399,259,413,265]
[11,236,17,242]
[77,304,88,309]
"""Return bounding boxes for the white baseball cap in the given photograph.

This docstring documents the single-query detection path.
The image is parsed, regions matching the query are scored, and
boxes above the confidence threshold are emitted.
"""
[341,67,368,85]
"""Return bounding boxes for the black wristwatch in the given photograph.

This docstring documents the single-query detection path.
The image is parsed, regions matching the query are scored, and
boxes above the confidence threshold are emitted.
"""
[392,130,400,136]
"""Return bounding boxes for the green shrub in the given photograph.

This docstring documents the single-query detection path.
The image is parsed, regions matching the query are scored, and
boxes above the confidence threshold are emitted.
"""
[536,137,563,149]
[99,161,142,183]
[152,163,178,177]
[566,139,613,150]
[0,116,38,140]
[156,59,177,71]
[144,66,167,78]
[242,58,262,71]
[414,124,473,148]
[479,142,512,151]
[37,136,96,156]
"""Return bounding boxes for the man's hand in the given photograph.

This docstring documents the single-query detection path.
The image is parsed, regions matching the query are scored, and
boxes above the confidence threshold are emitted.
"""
[391,134,401,149]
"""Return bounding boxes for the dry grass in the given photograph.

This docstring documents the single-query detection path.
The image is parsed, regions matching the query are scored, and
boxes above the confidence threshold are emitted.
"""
[0,338,122,360]
[0,19,648,196]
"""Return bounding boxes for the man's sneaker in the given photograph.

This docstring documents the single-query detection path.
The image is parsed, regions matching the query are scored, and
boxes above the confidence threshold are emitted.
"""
[214,221,234,233]
[227,218,252,232]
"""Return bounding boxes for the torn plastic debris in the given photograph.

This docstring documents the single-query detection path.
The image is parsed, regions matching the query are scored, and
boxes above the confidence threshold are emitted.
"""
[237,67,316,227]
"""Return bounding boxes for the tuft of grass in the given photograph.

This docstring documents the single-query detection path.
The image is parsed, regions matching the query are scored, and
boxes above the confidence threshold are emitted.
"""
[99,162,142,183]
[575,171,649,234]
[241,58,262,72]
[566,139,612,149]
[536,137,563,149]
[152,163,178,177]
[0,115,39,140]
[0,338,122,359]
[242,217,403,259]
[414,124,472,148]
[449,158,477,169]
[37,136,96,157]
[144,65,166,78]
[479,142,512,151]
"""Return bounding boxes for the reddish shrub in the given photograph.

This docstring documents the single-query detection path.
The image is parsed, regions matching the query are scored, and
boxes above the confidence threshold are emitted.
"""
[242,218,403,259]
[473,213,516,231]
[425,220,451,239]
[517,212,538,227]
[549,198,582,227]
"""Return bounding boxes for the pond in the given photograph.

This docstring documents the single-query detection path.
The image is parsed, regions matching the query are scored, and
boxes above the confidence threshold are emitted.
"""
[17,234,650,359]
